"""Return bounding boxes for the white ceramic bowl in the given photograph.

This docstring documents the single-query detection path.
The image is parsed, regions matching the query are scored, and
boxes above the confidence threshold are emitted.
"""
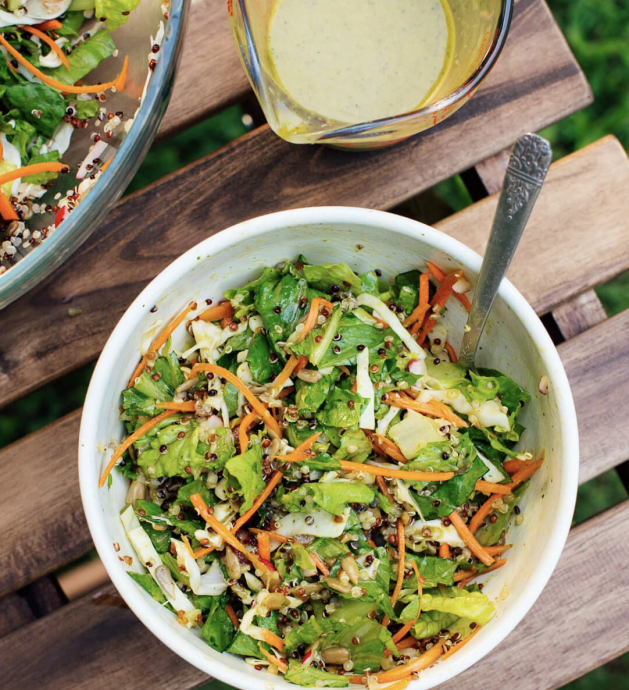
[79,207,578,690]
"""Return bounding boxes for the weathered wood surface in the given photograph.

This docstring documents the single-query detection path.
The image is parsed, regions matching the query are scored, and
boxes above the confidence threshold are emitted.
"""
[2,304,627,598]
[0,594,34,638]
[553,290,608,340]
[158,0,249,139]
[1,496,626,690]
[0,0,591,409]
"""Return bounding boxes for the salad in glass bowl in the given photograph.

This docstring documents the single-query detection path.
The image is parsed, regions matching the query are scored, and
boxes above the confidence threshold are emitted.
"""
[98,256,543,688]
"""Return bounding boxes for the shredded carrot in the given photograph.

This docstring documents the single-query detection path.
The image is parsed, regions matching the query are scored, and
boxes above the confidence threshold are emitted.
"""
[128,301,197,387]
[232,471,284,533]
[444,342,458,363]
[258,644,288,673]
[0,191,18,221]
[448,511,494,566]
[338,365,351,376]
[339,459,454,482]
[190,364,281,437]
[426,262,472,312]
[21,26,69,68]
[417,271,460,345]
[441,626,481,661]
[503,458,528,474]
[259,630,286,653]
[390,560,423,645]
[403,272,431,327]
[458,559,507,587]
[484,544,512,555]
[391,519,406,608]
[297,297,335,342]
[0,162,68,191]
[308,550,330,576]
[99,155,114,174]
[351,640,445,684]
[198,301,234,322]
[274,432,321,462]
[239,411,258,454]
[367,538,377,549]
[376,476,395,504]
[155,401,196,412]
[475,480,512,496]
[181,534,195,559]
[34,19,63,31]
[364,430,408,464]
[0,34,129,94]
[191,545,215,559]
[381,679,411,690]
[439,543,452,559]
[270,355,300,397]
[0,138,3,160]
[387,394,468,428]
[99,410,176,487]
[257,532,271,563]
[277,385,295,399]
[391,620,416,646]
[468,493,502,535]
[393,637,418,651]
[225,603,240,629]
[249,528,289,544]
[454,567,477,582]
[293,355,309,374]
[506,458,543,488]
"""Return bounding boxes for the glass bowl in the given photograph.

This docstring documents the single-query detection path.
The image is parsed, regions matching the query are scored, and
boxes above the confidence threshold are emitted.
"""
[229,0,514,148]
[0,0,188,309]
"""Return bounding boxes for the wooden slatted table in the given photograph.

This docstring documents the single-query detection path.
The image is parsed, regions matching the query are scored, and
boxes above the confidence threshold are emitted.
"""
[1,1,628,688]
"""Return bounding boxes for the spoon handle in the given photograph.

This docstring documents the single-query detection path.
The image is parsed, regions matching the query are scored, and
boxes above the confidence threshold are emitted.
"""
[458,133,552,371]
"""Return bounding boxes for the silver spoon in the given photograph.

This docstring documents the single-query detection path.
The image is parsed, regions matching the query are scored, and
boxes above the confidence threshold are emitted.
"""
[458,133,552,372]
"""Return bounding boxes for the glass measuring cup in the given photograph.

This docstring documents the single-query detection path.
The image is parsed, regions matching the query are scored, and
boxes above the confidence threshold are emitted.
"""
[228,0,514,149]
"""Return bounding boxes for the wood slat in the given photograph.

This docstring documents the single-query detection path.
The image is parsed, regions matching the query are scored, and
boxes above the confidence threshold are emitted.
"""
[553,290,608,340]
[1,496,627,690]
[2,305,628,598]
[0,0,591,409]
[157,0,250,139]
[0,594,34,639]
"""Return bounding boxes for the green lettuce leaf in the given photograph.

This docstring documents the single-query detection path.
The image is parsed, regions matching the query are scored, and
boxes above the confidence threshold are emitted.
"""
[290,305,343,366]
[295,367,341,415]
[284,660,348,687]
[201,592,234,652]
[95,0,142,32]
[245,331,281,383]
[320,617,394,673]
[412,610,459,639]
[477,481,529,546]
[308,537,350,560]
[285,616,341,651]
[315,388,365,428]
[359,270,380,296]
[281,482,375,516]
[45,30,116,85]
[392,269,421,313]
[333,427,372,463]
[4,82,65,138]
[227,610,279,658]
[135,423,207,479]
[225,266,282,320]
[22,151,61,183]
[421,586,495,624]
[224,444,265,514]
[402,554,458,589]
[303,262,361,293]
[127,571,166,604]
[176,478,214,508]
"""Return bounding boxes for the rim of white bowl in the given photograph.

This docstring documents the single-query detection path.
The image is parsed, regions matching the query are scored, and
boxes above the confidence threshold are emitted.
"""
[79,206,579,690]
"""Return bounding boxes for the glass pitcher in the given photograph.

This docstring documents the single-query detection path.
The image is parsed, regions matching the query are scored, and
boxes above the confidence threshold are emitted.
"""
[228,0,514,149]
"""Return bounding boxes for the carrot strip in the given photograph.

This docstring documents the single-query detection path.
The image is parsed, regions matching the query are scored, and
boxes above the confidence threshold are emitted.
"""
[338,365,351,376]
[468,493,502,535]
[0,162,68,190]
[503,458,528,474]
[191,545,215,558]
[439,543,452,559]
[232,471,284,533]
[426,262,472,313]
[155,401,196,412]
[475,480,512,496]
[393,637,418,651]
[276,385,295,399]
[449,511,494,566]
[190,364,281,436]
[441,626,481,661]
[225,603,240,629]
[34,19,63,31]
[0,34,128,94]
[99,155,114,173]
[249,528,289,544]
[98,410,176,487]
[373,433,408,464]
[350,640,445,684]
[484,544,512,556]
[257,532,271,563]
[258,644,288,673]
[181,534,195,559]
[367,538,377,549]
[0,138,3,160]
[270,355,300,397]
[417,272,460,345]
[339,459,454,482]
[376,476,395,504]
[0,191,18,221]
[391,620,416,645]
[297,297,335,342]
[458,559,507,587]
[391,519,406,609]
[308,551,330,576]
[259,630,285,653]
[402,272,431,327]
[198,301,234,322]
[444,342,458,363]
[293,356,308,374]
[387,395,468,428]
[506,459,543,488]
[274,432,321,462]
[128,301,197,387]
[381,679,411,690]
[239,411,258,454]
[21,26,69,68]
